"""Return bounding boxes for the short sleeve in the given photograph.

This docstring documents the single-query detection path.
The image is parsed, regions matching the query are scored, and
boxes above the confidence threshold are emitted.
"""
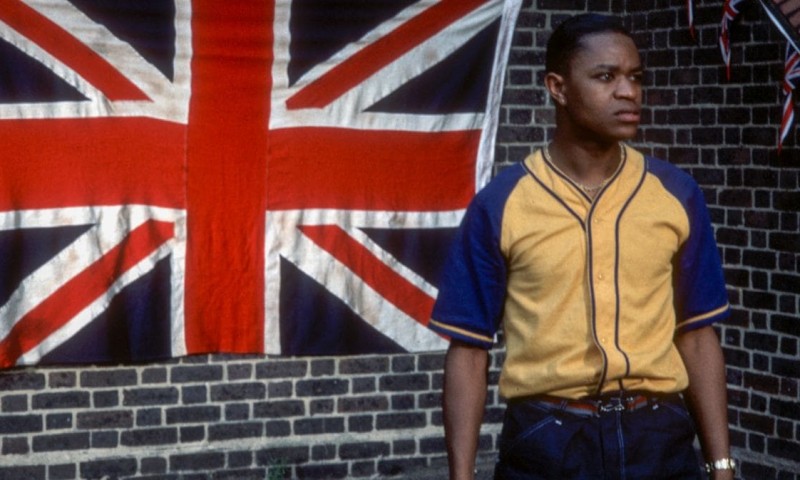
[429,169,522,348]
[673,179,730,332]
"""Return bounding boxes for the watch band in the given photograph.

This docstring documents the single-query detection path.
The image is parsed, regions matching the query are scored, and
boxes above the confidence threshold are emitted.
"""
[705,457,737,474]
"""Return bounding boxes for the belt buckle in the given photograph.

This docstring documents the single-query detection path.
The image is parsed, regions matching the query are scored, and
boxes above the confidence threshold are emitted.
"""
[599,397,626,413]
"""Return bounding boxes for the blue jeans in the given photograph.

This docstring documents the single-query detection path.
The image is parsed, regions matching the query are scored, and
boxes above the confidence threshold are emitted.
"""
[494,394,704,480]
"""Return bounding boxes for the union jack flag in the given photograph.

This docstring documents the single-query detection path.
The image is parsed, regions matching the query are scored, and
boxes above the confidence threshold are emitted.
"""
[0,0,520,367]
[780,44,800,152]
[720,0,745,80]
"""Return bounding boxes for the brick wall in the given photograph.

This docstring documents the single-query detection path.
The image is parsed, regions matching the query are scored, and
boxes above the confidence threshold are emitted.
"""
[1,1,798,479]
[499,1,800,479]
[0,352,505,479]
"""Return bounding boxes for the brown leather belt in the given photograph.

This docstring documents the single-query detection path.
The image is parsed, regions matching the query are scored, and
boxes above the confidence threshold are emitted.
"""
[531,392,678,418]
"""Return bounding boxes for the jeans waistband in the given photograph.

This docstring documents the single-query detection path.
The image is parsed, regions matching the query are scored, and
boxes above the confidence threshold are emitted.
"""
[510,391,682,418]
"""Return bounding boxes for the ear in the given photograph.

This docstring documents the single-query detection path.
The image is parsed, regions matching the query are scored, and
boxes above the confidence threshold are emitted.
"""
[544,72,566,106]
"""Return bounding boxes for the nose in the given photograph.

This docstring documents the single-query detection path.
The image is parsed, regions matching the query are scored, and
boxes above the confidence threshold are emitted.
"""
[615,77,640,101]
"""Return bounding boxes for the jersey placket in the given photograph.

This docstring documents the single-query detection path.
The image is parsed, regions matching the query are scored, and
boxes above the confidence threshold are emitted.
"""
[586,192,628,393]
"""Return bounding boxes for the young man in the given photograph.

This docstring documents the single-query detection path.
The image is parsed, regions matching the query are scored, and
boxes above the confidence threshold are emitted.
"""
[430,14,735,480]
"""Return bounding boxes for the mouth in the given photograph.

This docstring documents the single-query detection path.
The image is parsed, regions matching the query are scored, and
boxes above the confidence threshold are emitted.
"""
[615,110,641,123]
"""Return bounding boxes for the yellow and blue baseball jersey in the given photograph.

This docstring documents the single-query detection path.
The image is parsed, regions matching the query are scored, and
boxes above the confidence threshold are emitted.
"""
[430,145,730,400]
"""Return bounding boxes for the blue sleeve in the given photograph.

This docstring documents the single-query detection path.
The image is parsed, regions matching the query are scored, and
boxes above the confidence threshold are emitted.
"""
[429,171,520,348]
[650,158,730,331]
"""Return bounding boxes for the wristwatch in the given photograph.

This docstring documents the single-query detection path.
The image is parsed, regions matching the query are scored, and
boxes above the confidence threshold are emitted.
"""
[704,457,737,474]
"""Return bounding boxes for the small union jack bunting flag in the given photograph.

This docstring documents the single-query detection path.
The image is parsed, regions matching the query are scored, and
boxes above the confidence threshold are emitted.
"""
[720,0,745,80]
[780,44,800,152]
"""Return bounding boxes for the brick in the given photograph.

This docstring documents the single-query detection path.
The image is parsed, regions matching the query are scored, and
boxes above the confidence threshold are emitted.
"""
[137,408,163,426]
[225,403,250,421]
[391,394,415,410]
[294,417,345,435]
[32,391,90,409]
[376,412,426,430]
[213,468,264,480]
[310,399,334,415]
[170,365,224,383]
[769,232,800,252]
[380,373,429,392]
[351,461,376,477]
[46,413,73,430]
[772,357,799,377]
[295,378,348,396]
[210,382,266,402]
[296,463,348,479]
[0,466,46,480]
[352,377,376,393]
[80,458,137,479]
[121,427,178,446]
[0,371,46,391]
[256,360,307,379]
[391,356,416,373]
[256,446,310,466]
[93,390,120,408]
[170,452,226,471]
[768,437,800,461]
[312,444,336,461]
[338,395,388,413]
[181,385,208,404]
[393,439,416,455]
[769,398,800,421]
[2,437,30,455]
[1,394,28,413]
[91,431,119,448]
[32,432,89,452]
[743,332,779,354]
[266,420,291,437]
[417,353,445,371]
[227,363,253,380]
[254,399,304,418]
[141,457,168,474]
[339,356,389,374]
[48,371,76,388]
[77,410,133,429]
[180,425,205,443]
[739,412,775,435]
[348,415,373,433]
[166,405,220,424]
[48,463,76,480]
[339,441,389,459]
[771,315,800,337]
[123,387,179,406]
[228,450,254,468]
[742,291,777,310]
[0,414,43,434]
[772,273,800,294]
[267,380,293,398]
[142,367,168,384]
[377,458,427,477]
[310,359,335,376]
[80,369,137,387]
[420,436,446,454]
[208,422,263,441]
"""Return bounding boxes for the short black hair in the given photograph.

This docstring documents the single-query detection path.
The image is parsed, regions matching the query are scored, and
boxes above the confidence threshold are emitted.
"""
[545,14,634,74]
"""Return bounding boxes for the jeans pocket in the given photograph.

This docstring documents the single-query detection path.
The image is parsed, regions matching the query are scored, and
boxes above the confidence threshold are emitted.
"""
[497,402,583,478]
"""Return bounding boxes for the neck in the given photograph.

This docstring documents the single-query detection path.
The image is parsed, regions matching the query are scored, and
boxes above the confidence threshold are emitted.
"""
[547,136,622,185]
[545,139,624,198]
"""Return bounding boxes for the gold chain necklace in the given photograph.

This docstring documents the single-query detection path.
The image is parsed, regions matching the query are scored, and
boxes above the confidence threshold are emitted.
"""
[542,143,625,196]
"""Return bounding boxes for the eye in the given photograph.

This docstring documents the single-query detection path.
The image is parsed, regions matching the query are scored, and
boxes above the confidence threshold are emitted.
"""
[629,72,644,83]
[597,72,614,81]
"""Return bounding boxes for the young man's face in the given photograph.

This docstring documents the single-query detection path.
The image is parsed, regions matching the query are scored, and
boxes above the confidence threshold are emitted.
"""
[558,31,643,143]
